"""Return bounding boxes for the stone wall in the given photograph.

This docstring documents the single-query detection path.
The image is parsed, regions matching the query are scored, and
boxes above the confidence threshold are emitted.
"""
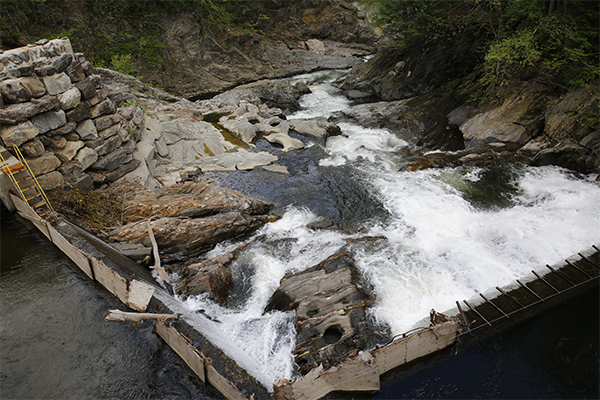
[0,38,144,190]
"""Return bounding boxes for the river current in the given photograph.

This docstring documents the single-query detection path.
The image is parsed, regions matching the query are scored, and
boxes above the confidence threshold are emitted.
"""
[1,70,599,399]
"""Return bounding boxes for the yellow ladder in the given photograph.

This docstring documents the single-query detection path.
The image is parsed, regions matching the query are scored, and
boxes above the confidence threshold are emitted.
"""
[0,145,58,222]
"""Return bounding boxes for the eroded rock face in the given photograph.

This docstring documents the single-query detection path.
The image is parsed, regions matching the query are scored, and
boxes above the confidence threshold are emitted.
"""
[266,237,390,373]
[122,181,273,223]
[109,212,271,255]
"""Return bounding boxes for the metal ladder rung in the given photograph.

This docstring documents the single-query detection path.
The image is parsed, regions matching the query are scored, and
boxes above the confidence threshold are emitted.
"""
[15,175,32,183]
[30,200,47,209]
[21,183,38,192]
[25,192,42,202]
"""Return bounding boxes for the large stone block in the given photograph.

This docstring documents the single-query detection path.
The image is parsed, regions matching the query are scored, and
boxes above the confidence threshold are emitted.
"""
[53,53,73,73]
[31,110,67,134]
[90,98,116,118]
[74,76,99,99]
[98,123,122,139]
[26,151,61,176]
[19,76,47,98]
[94,135,121,156]
[0,121,39,147]
[21,138,45,158]
[66,60,86,82]
[58,159,83,181]
[91,148,129,171]
[76,119,98,140]
[0,99,56,124]
[54,140,84,162]
[37,170,64,190]
[105,159,140,182]
[48,136,68,149]
[42,72,72,96]
[94,113,125,131]
[0,78,33,103]
[47,121,76,137]
[58,87,82,110]
[75,147,98,170]
[66,101,91,122]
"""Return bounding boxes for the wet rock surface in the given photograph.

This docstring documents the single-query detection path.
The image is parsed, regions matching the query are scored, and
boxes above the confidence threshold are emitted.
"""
[266,236,391,373]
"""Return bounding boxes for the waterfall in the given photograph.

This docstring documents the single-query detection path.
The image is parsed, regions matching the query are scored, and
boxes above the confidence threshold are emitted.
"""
[166,70,600,389]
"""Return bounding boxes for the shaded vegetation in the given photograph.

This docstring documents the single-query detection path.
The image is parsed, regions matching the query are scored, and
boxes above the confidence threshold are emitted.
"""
[363,0,599,95]
[1,0,263,84]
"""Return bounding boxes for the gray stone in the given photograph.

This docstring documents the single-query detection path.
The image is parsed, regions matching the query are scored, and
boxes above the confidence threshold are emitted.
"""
[54,140,84,162]
[264,132,305,151]
[87,86,109,106]
[37,170,64,190]
[26,151,61,176]
[105,159,141,182]
[122,139,136,154]
[48,136,68,149]
[58,87,82,110]
[31,110,67,134]
[75,147,99,170]
[155,135,169,157]
[75,119,98,140]
[0,99,56,124]
[218,116,256,145]
[94,113,125,131]
[68,173,94,191]
[92,148,129,171]
[134,141,156,166]
[53,53,73,73]
[66,101,91,122]
[98,123,122,139]
[0,121,40,147]
[47,121,76,137]
[81,61,93,76]
[85,137,104,149]
[42,72,72,96]
[90,98,116,118]
[161,120,198,144]
[20,138,45,158]
[94,135,122,156]
[19,76,47,98]
[66,60,86,82]
[58,159,83,181]
[74,76,98,99]
[0,78,33,103]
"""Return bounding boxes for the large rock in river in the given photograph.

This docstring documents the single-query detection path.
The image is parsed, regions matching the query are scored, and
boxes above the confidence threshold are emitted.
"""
[122,181,273,224]
[109,212,271,255]
[266,237,390,373]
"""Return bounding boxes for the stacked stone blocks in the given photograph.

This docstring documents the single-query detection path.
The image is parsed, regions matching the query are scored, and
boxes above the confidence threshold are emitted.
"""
[0,38,143,190]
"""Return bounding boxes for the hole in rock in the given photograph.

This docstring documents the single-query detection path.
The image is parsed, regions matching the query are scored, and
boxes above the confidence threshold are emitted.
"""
[322,325,343,345]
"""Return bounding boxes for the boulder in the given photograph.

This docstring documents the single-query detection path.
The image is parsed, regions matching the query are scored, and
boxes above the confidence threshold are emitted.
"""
[76,119,98,140]
[20,138,45,158]
[109,212,271,254]
[0,99,56,124]
[266,237,390,373]
[36,170,64,190]
[0,78,33,103]
[26,151,61,176]
[75,147,99,170]
[0,121,39,147]
[42,72,72,96]
[122,181,273,223]
[30,110,67,134]
[54,140,84,162]
[58,87,82,110]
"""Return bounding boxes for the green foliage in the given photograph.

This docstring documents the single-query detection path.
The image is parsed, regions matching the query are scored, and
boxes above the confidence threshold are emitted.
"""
[363,0,599,92]
[111,54,135,75]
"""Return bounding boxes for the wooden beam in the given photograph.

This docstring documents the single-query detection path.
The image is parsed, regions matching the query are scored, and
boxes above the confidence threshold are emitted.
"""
[105,309,178,323]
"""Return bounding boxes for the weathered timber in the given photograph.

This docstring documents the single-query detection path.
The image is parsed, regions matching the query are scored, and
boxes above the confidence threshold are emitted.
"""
[273,319,460,400]
[105,309,178,323]
[146,218,171,284]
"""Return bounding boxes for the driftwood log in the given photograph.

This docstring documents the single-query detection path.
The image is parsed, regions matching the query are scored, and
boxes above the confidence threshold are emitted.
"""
[105,309,179,323]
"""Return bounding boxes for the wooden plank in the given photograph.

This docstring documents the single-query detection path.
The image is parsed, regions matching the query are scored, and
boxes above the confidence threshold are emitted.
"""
[11,193,50,239]
[274,353,379,400]
[127,279,155,312]
[205,362,248,400]
[374,320,460,375]
[47,223,94,279]
[88,256,129,305]
[154,320,206,382]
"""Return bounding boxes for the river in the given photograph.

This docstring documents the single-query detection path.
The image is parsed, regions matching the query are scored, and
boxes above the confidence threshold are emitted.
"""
[1,70,599,399]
